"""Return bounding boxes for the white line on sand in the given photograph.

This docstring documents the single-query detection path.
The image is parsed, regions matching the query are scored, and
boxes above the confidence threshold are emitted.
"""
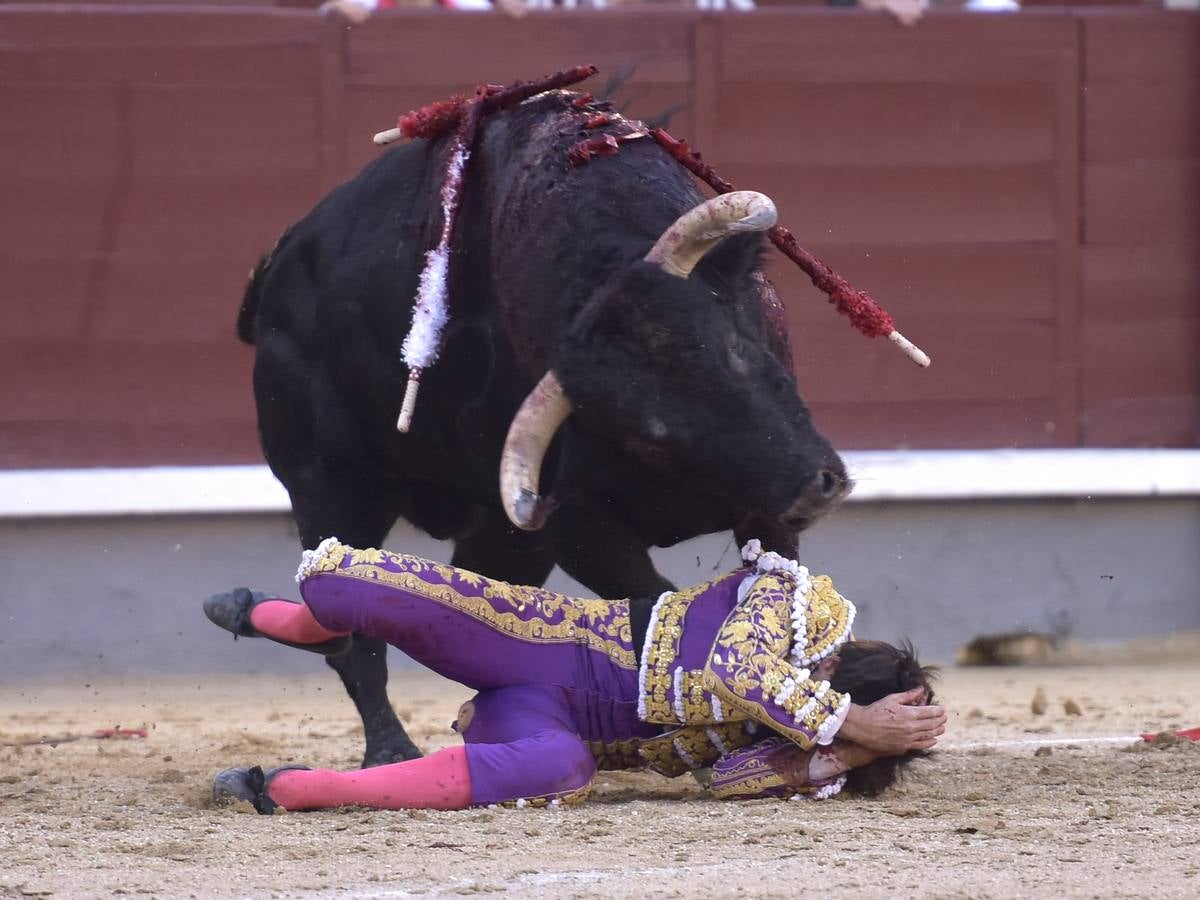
[946,735,1142,751]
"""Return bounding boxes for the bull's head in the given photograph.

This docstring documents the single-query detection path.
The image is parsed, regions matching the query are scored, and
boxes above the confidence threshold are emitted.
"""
[499,190,849,533]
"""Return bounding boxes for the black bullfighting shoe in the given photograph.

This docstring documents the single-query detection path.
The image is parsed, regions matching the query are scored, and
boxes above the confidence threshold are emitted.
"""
[203,587,352,657]
[212,765,311,815]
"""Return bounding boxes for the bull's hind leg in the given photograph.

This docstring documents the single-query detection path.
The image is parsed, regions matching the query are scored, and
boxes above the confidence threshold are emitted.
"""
[291,491,423,767]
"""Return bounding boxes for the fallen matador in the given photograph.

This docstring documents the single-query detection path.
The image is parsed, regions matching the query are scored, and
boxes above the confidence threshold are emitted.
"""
[206,540,944,812]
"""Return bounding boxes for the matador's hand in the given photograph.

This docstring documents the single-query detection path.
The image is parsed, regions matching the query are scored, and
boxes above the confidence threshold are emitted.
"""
[838,687,946,756]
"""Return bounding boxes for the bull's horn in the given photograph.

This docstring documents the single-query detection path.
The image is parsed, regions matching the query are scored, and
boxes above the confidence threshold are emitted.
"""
[644,191,778,278]
[500,371,573,531]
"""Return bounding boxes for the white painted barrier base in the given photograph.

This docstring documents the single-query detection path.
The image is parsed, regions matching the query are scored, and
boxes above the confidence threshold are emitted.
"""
[1,449,1198,518]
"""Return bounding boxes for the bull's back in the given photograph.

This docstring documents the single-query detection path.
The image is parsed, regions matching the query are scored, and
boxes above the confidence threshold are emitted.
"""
[242,140,438,465]
[254,142,439,325]
[472,93,706,361]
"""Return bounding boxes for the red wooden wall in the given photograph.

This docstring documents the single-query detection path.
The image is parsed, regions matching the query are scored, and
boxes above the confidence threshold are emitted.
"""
[1079,12,1200,445]
[0,6,1196,468]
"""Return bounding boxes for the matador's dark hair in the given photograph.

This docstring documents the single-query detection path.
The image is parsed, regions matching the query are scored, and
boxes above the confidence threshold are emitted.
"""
[828,639,938,798]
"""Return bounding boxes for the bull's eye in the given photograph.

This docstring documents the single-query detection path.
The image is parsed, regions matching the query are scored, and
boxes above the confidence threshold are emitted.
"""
[728,344,751,376]
[646,417,669,440]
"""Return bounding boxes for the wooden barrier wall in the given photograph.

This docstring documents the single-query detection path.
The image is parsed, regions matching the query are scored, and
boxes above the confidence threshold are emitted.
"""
[1079,14,1199,445]
[1,6,1197,468]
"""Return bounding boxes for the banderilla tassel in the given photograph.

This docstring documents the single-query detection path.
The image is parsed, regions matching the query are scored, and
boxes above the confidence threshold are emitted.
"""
[397,84,495,433]
[376,65,600,146]
[389,70,601,433]
[650,128,930,368]
[767,225,930,367]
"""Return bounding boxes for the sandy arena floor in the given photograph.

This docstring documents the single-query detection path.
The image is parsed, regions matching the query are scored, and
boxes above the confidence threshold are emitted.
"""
[2,657,1198,899]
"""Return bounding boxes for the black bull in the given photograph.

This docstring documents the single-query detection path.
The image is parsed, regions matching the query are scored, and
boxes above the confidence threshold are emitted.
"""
[237,90,850,765]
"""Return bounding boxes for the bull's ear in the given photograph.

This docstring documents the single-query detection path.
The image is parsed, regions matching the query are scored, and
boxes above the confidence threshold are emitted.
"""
[692,232,769,292]
[562,282,628,342]
[555,282,647,393]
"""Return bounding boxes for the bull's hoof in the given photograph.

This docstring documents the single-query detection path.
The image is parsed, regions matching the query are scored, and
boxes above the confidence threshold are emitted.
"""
[362,738,424,769]
[203,587,352,657]
[212,764,311,814]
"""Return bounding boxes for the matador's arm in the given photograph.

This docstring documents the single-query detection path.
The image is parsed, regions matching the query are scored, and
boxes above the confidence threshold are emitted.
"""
[706,737,846,801]
[702,574,850,750]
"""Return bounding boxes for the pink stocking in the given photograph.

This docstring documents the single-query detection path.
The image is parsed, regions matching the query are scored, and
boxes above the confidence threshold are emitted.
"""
[250,599,349,646]
[267,746,474,811]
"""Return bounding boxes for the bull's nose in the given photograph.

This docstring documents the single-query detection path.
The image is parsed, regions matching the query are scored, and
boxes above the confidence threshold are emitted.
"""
[815,467,845,501]
[779,467,851,529]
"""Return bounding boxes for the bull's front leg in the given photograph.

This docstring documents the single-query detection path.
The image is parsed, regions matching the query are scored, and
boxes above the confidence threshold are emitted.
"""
[539,498,675,599]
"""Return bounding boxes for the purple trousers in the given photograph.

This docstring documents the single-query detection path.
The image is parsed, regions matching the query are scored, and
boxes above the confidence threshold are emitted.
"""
[299,550,659,806]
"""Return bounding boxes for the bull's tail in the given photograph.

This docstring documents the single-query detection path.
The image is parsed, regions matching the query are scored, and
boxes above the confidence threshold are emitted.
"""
[236,256,268,345]
[237,225,293,346]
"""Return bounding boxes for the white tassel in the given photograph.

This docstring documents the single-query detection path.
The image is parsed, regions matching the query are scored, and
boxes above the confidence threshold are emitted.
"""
[396,144,470,433]
[402,245,451,371]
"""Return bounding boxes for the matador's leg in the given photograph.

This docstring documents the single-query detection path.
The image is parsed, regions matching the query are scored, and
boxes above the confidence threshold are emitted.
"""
[203,588,351,654]
[296,542,638,693]
[255,747,474,812]
[214,685,595,812]
[455,684,597,806]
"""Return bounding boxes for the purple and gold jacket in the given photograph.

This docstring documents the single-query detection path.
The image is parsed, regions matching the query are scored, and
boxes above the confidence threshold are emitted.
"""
[638,544,854,749]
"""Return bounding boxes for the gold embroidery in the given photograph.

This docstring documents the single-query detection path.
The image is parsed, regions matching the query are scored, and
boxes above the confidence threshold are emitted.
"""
[679,670,715,722]
[302,539,350,578]
[635,723,757,777]
[703,573,846,749]
[673,728,718,770]
[708,574,795,701]
[636,731,694,777]
[709,771,789,800]
[801,691,847,733]
[587,739,645,771]
[349,547,386,565]
[318,548,637,668]
[706,738,822,801]
[641,573,740,724]
[642,581,705,723]
[707,751,788,800]
[804,575,854,662]
[706,721,758,756]
[709,762,817,801]
[495,780,593,808]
